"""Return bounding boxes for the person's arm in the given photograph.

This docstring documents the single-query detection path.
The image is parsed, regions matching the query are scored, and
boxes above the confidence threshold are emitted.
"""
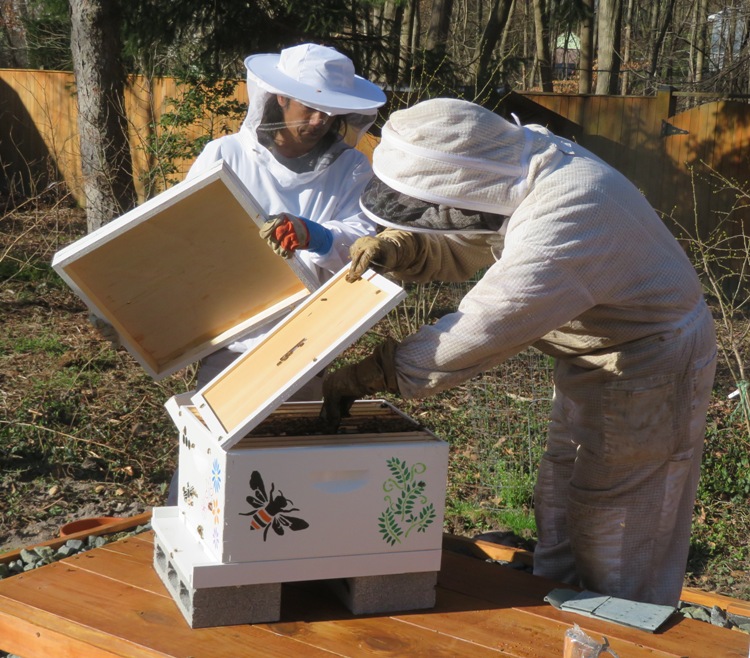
[260,153,376,272]
[303,154,378,272]
[185,139,226,180]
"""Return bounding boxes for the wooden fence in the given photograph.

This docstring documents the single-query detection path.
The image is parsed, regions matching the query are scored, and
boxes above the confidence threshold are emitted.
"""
[0,69,247,204]
[1,69,748,240]
[516,88,750,241]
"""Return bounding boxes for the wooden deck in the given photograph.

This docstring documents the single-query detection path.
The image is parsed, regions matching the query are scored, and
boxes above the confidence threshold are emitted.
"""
[0,527,748,657]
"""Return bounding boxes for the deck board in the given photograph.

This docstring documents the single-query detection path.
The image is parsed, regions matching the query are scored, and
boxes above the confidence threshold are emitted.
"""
[397,590,678,658]
[0,530,748,657]
[69,536,167,596]
[440,551,749,657]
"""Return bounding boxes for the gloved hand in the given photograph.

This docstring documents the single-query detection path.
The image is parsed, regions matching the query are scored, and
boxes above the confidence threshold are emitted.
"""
[260,213,333,258]
[88,313,120,347]
[320,338,400,432]
[347,236,402,282]
[346,231,422,282]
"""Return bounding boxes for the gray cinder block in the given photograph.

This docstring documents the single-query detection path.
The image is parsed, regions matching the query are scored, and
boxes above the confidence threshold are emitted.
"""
[153,536,281,628]
[328,571,438,615]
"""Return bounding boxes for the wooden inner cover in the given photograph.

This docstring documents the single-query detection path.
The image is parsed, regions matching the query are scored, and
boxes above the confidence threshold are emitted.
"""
[199,273,391,436]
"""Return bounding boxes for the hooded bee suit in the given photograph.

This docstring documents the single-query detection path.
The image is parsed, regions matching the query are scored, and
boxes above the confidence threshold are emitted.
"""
[165,45,385,506]
[185,43,385,380]
[359,98,717,606]
[189,44,384,282]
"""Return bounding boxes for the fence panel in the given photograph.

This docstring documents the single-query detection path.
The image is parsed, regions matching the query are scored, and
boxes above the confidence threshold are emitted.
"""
[517,90,750,239]
[0,70,248,204]
[2,69,749,242]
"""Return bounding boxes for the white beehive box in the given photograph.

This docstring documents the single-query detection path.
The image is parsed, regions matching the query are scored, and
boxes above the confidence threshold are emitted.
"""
[51,161,318,380]
[151,268,448,587]
[157,398,448,588]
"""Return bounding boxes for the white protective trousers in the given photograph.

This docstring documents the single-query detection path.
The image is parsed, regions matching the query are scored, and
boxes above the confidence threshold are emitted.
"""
[533,300,716,605]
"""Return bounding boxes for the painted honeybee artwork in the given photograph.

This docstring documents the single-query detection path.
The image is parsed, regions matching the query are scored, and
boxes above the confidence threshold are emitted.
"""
[239,470,309,541]
[182,483,197,506]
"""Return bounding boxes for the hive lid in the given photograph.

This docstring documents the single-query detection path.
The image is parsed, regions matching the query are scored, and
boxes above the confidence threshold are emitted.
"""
[52,161,318,380]
[191,266,406,450]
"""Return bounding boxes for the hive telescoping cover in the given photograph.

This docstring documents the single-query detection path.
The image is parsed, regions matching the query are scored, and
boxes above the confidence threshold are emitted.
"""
[52,161,318,380]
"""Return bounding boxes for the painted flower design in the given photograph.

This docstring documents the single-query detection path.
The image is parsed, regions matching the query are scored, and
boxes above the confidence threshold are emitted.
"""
[210,498,221,525]
[378,458,436,546]
[211,458,222,493]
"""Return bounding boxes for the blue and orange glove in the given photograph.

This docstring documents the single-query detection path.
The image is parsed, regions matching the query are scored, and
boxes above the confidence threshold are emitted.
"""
[260,213,333,258]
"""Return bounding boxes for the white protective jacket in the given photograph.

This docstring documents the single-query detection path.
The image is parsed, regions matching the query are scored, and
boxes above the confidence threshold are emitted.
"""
[187,72,378,357]
[363,103,712,395]
[187,76,377,285]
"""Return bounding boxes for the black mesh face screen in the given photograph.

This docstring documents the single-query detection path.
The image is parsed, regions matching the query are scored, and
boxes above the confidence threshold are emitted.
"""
[360,177,506,233]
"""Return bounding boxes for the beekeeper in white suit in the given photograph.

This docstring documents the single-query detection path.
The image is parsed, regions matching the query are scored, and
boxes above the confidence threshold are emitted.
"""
[96,43,385,375]
[322,97,717,607]
[164,43,385,504]
[180,42,385,384]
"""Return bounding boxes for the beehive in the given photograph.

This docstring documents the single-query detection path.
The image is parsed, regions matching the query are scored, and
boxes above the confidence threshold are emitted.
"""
[158,398,447,586]
[52,166,449,627]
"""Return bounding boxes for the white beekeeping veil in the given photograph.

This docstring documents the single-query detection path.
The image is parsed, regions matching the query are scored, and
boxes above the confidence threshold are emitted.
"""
[242,43,386,149]
[360,98,556,233]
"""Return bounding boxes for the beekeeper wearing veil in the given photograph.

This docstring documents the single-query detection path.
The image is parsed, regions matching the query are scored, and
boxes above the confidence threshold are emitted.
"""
[322,97,717,607]
[184,43,386,383]
[163,44,385,504]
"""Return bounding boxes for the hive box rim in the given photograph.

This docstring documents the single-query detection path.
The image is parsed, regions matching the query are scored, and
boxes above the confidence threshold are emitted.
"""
[51,161,318,380]
[189,267,406,450]
[166,395,439,448]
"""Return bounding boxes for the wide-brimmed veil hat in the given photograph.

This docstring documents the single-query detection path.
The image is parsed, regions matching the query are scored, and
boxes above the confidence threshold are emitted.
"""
[360,98,557,233]
[245,43,386,116]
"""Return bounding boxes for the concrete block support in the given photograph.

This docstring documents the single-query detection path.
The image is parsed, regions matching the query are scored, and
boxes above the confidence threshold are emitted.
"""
[153,536,281,628]
[328,571,438,615]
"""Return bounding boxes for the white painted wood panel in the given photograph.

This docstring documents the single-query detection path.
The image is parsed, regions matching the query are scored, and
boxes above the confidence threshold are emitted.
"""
[152,506,443,589]
[52,161,317,379]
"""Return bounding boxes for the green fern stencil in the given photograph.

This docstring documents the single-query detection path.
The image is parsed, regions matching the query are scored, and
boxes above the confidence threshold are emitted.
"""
[378,457,436,545]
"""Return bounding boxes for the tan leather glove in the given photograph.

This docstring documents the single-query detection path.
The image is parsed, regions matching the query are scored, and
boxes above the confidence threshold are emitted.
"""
[320,338,400,431]
[346,231,422,282]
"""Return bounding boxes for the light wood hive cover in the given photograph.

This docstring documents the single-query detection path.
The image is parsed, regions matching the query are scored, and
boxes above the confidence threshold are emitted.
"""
[52,162,317,379]
[192,268,406,449]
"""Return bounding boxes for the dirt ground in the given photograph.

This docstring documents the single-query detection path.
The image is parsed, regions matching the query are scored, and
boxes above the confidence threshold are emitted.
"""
[1,201,749,604]
[0,202,180,552]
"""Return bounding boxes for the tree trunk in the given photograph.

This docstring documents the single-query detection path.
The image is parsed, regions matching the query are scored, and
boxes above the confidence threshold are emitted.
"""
[578,0,594,94]
[648,0,676,84]
[382,0,404,85]
[473,0,513,88]
[398,0,417,81]
[498,0,516,63]
[425,0,453,51]
[0,0,30,67]
[532,0,553,91]
[692,0,708,84]
[595,0,622,95]
[69,0,136,232]
[620,0,634,94]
